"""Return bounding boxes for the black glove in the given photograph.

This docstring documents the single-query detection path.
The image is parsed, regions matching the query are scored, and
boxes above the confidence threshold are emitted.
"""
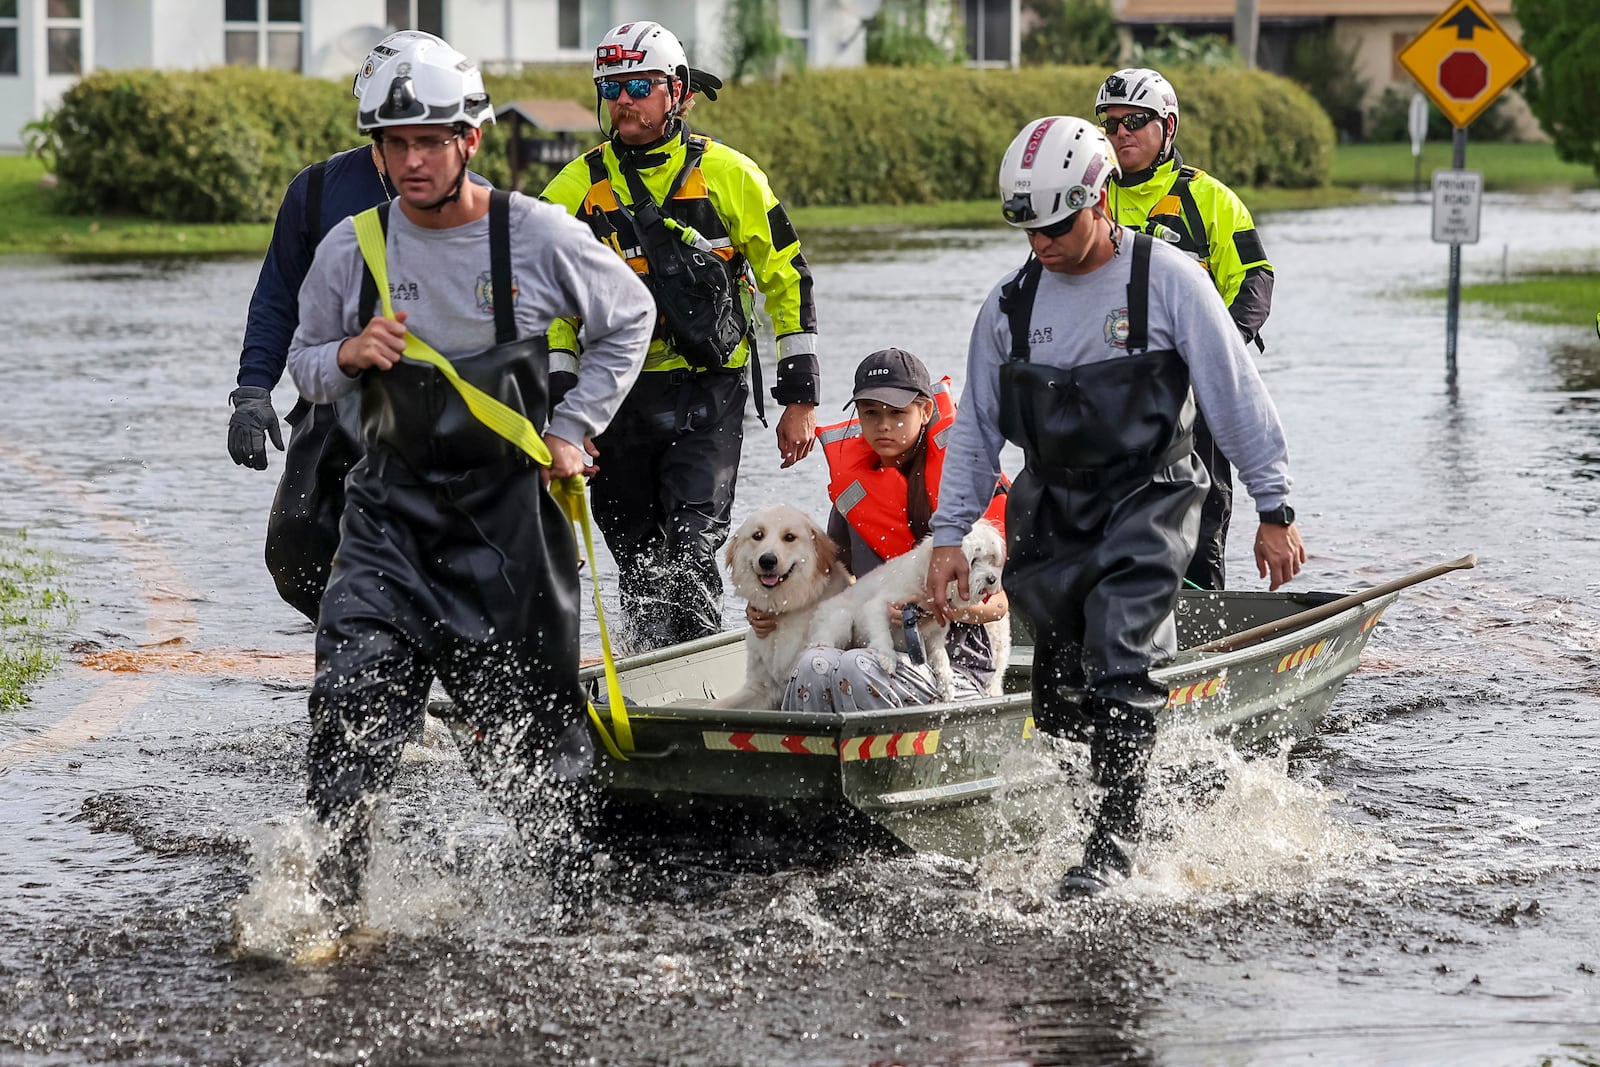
[227,386,284,470]
[687,68,723,101]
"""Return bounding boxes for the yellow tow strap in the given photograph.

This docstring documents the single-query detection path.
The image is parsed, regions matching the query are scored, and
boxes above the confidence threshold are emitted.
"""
[351,207,633,759]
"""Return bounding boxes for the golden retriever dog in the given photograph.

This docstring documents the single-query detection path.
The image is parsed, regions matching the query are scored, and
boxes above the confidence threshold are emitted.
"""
[806,521,1009,701]
[716,505,850,709]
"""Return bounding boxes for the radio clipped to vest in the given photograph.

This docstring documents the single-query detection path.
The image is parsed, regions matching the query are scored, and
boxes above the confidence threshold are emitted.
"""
[619,139,747,372]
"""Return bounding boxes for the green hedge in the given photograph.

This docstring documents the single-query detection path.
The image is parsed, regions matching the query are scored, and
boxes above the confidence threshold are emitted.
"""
[485,63,1334,201]
[38,66,349,222]
[37,63,1333,222]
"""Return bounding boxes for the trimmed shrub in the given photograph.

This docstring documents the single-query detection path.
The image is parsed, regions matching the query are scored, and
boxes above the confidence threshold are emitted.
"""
[38,66,349,222]
[488,64,1334,203]
[38,63,1334,221]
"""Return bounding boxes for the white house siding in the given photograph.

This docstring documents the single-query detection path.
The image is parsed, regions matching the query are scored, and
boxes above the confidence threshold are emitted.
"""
[2,0,895,150]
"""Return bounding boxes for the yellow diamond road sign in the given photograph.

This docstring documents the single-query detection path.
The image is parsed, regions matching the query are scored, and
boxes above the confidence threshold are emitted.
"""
[1398,0,1532,129]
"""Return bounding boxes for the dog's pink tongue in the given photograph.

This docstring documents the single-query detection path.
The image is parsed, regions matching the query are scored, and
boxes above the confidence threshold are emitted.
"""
[759,574,783,588]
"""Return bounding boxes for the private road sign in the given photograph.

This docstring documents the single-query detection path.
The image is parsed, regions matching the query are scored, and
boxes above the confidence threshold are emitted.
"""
[1397,0,1532,128]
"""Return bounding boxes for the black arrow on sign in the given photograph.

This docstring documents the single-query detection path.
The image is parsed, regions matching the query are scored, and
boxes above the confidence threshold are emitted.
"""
[1443,5,1490,38]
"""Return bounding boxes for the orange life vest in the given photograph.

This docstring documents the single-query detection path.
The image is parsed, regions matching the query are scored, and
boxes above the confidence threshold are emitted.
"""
[816,376,1008,561]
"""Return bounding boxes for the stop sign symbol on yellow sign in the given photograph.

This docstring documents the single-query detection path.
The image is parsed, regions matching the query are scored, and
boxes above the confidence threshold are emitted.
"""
[1398,0,1532,128]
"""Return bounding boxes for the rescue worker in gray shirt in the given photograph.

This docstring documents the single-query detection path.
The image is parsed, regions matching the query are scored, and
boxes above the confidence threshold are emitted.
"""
[928,117,1306,898]
[286,36,654,915]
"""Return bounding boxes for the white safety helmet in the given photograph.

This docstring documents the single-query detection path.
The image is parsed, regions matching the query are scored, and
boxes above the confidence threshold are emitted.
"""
[356,35,493,134]
[593,21,689,84]
[1095,67,1180,124]
[998,116,1120,230]
[351,29,445,99]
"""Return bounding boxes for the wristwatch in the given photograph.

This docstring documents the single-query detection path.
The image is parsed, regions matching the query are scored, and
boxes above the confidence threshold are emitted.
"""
[1258,503,1296,526]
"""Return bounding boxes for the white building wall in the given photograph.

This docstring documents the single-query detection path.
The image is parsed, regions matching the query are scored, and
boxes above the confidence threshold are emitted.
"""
[2,0,880,150]
[303,2,387,81]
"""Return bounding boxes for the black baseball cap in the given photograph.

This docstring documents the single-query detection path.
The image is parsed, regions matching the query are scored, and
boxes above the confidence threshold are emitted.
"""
[847,348,933,409]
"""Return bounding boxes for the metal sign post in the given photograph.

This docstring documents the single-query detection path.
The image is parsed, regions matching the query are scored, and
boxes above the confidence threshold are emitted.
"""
[1433,134,1479,385]
[1398,0,1533,384]
[1409,92,1429,196]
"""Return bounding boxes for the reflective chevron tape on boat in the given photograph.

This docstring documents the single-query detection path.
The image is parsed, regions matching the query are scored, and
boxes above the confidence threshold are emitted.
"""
[699,730,941,760]
[1168,674,1226,707]
[1360,609,1386,634]
[1276,639,1329,673]
[702,732,837,756]
[840,730,940,762]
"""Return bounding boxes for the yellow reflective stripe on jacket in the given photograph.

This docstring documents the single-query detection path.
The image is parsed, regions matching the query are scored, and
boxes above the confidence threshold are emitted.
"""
[1108,158,1269,309]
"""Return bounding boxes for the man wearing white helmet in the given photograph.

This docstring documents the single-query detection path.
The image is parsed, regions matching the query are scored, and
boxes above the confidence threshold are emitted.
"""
[1096,67,1275,593]
[286,34,655,913]
[928,116,1305,898]
[540,20,821,652]
[225,29,492,623]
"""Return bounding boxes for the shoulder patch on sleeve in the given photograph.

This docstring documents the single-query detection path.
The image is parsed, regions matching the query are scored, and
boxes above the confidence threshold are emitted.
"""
[767,203,799,251]
[1234,228,1267,267]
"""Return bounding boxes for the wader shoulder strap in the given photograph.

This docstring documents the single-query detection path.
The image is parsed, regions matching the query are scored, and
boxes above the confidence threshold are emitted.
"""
[997,256,1043,363]
[1125,232,1153,354]
[489,189,515,345]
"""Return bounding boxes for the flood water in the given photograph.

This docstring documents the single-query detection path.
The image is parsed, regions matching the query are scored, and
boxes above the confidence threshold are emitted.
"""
[2,190,1598,1065]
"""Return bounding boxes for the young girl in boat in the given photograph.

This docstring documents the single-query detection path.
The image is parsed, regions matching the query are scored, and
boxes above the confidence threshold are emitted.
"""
[749,348,1011,711]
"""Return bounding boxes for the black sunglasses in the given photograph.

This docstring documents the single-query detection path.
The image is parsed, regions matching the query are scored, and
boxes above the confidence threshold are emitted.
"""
[599,77,670,101]
[1101,111,1160,135]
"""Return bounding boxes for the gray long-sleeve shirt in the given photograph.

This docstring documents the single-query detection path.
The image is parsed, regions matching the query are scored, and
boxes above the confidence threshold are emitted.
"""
[932,227,1291,548]
[288,191,654,449]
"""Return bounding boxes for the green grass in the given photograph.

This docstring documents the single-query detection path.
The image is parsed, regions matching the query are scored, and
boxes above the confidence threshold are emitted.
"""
[1449,271,1600,327]
[1332,142,1599,191]
[0,154,273,256]
[0,530,73,712]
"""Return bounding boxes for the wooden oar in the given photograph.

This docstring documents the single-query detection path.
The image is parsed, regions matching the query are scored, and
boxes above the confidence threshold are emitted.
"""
[1195,553,1478,654]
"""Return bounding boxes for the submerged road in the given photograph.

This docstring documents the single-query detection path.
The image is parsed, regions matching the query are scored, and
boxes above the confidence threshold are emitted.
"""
[1,190,1597,1065]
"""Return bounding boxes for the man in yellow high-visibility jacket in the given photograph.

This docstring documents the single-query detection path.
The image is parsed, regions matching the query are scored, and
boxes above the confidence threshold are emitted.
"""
[542,20,820,651]
[1096,67,1275,591]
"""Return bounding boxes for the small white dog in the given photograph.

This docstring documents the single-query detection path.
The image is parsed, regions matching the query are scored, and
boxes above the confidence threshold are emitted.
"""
[807,521,1009,701]
[717,505,850,709]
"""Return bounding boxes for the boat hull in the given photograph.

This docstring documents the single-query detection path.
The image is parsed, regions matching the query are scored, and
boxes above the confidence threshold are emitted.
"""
[580,589,1395,856]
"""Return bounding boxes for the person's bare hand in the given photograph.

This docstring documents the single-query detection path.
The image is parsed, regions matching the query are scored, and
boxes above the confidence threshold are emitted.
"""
[927,545,969,625]
[544,434,587,483]
[580,436,600,478]
[1255,522,1307,591]
[746,603,778,638]
[775,403,817,469]
[336,310,408,376]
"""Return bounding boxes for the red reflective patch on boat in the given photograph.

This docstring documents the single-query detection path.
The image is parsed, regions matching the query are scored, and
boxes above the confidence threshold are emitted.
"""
[1276,639,1329,673]
[700,732,837,756]
[1168,674,1226,707]
[840,730,941,762]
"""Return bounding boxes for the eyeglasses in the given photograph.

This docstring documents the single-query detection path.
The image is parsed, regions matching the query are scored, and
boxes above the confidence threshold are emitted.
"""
[1101,111,1159,135]
[598,77,671,101]
[1004,193,1080,238]
[378,133,460,158]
